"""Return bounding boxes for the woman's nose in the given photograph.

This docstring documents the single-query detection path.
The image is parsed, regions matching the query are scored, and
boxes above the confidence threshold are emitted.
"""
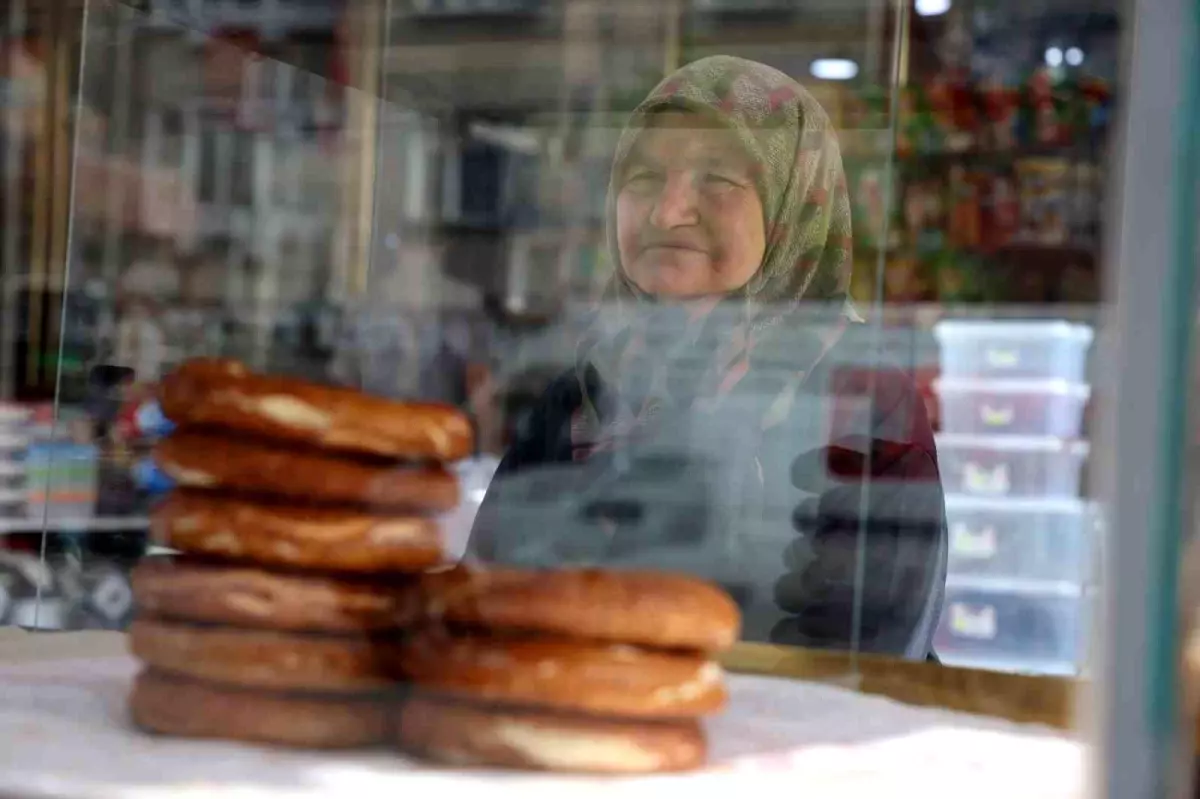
[648,172,700,229]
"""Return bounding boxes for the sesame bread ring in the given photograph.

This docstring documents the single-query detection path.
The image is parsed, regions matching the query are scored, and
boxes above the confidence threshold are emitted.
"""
[132,558,421,633]
[160,358,473,462]
[151,490,443,574]
[420,566,741,653]
[129,618,396,693]
[154,431,459,513]
[396,694,707,773]
[130,669,388,749]
[393,628,726,719]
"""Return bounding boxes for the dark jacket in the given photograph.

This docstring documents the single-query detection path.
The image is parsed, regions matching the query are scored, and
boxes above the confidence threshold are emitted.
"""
[467,338,948,661]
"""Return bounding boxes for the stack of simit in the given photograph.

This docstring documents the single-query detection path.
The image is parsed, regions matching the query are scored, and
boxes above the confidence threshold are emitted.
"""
[128,358,472,748]
[394,565,741,773]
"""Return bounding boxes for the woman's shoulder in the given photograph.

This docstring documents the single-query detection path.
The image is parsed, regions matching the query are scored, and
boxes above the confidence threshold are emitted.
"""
[505,369,587,456]
[537,368,589,413]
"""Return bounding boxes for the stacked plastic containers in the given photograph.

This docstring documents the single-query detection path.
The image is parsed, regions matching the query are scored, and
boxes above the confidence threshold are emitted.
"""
[933,320,1095,675]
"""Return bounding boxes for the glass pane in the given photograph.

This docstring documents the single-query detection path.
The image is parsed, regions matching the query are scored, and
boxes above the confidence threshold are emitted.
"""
[1,1,87,632]
[15,0,362,634]
[899,5,1116,679]
[375,0,918,671]
[2,0,1196,793]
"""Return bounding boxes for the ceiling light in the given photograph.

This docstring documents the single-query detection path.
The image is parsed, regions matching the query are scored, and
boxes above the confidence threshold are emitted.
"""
[810,58,859,81]
[1066,47,1084,66]
[916,0,951,16]
[1045,47,1064,67]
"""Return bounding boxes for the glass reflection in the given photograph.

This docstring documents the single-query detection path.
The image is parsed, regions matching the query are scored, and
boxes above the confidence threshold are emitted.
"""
[469,56,947,661]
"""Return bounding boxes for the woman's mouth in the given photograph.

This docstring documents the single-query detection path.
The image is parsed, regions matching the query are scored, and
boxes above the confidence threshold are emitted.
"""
[643,243,706,254]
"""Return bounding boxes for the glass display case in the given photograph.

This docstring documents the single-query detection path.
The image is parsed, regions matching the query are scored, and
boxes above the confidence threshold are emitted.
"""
[0,0,1197,795]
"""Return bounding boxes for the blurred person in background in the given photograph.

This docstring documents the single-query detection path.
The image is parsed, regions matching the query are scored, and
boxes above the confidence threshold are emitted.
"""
[419,313,471,409]
[110,239,178,386]
[165,239,232,364]
[328,300,420,399]
[469,56,947,660]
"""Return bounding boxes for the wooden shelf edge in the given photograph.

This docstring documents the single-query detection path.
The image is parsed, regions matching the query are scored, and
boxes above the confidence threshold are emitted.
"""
[721,641,1078,731]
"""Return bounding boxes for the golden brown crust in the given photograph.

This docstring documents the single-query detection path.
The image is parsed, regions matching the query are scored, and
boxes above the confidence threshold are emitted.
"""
[160,358,473,462]
[129,618,397,693]
[151,490,443,574]
[420,566,741,653]
[132,558,421,633]
[396,694,707,773]
[154,431,460,513]
[130,669,389,749]
[392,628,727,719]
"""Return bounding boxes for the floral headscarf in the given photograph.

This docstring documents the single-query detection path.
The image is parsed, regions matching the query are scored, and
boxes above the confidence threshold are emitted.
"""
[574,55,857,454]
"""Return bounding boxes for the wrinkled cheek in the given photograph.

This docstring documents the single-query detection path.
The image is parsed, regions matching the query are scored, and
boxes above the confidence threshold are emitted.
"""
[708,243,755,285]
[614,199,646,274]
[715,227,765,286]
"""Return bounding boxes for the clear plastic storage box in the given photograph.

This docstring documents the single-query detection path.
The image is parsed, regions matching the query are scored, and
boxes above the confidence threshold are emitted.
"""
[934,583,1089,674]
[936,379,1091,437]
[934,320,1094,381]
[936,435,1089,498]
[945,496,1097,584]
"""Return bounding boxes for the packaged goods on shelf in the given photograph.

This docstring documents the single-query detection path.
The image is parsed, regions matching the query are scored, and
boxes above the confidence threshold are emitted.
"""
[936,435,1089,499]
[0,404,31,427]
[0,489,24,520]
[934,320,1094,381]
[946,165,984,249]
[24,443,100,521]
[945,496,1098,585]
[1015,158,1071,245]
[0,425,29,520]
[980,170,1022,249]
[0,459,23,492]
[936,378,1090,438]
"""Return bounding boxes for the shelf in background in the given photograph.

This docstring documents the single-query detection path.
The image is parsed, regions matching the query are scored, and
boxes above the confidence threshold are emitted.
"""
[0,516,149,534]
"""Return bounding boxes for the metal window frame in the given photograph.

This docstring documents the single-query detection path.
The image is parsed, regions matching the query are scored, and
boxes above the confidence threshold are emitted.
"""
[1091,0,1200,796]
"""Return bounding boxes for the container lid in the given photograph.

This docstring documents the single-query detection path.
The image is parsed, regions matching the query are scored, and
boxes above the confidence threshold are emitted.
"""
[934,378,1091,397]
[933,319,1094,343]
[945,575,1086,598]
[943,494,1095,514]
[935,434,1091,454]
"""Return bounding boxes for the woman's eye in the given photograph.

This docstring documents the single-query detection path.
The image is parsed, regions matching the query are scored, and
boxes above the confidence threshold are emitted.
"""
[704,173,740,187]
[626,171,661,187]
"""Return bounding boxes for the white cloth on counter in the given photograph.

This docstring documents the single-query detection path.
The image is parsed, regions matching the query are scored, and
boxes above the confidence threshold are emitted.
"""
[0,651,1083,798]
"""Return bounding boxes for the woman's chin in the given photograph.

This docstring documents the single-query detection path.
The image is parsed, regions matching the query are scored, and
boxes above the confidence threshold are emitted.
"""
[629,267,713,300]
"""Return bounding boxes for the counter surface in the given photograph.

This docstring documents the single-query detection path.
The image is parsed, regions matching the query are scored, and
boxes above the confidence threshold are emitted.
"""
[0,632,1083,798]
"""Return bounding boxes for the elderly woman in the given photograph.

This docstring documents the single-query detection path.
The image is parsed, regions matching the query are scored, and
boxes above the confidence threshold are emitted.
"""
[469,56,947,661]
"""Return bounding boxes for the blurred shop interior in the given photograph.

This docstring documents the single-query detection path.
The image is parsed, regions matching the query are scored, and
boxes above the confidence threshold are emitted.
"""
[0,0,1119,675]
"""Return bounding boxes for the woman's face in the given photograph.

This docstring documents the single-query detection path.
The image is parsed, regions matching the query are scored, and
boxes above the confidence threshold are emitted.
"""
[616,111,766,300]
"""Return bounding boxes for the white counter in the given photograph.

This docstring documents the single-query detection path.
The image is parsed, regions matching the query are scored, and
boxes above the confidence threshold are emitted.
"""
[0,630,1085,798]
